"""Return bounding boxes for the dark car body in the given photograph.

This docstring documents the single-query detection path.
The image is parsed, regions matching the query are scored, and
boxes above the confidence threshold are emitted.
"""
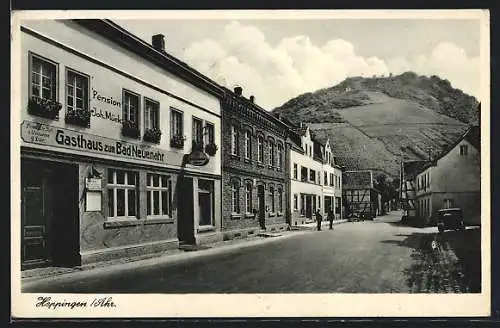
[435,208,465,233]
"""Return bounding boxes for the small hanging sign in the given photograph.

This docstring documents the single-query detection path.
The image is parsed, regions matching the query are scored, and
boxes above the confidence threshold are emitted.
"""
[85,177,102,191]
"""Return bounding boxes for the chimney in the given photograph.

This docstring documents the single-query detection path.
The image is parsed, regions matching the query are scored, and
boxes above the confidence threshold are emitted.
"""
[234,86,242,96]
[152,34,165,52]
[249,95,255,103]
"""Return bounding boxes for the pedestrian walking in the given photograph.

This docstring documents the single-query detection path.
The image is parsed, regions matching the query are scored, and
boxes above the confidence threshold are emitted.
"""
[316,209,323,231]
[328,209,335,230]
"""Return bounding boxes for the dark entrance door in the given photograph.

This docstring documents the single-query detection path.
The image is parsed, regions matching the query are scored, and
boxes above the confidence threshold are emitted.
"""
[177,177,195,245]
[305,195,312,219]
[21,160,79,268]
[257,185,266,229]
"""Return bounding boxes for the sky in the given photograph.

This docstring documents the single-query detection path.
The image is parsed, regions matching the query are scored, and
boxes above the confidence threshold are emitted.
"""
[115,18,481,109]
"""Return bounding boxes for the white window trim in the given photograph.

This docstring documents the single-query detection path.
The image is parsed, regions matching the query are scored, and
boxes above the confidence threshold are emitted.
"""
[146,174,172,219]
[66,68,89,112]
[29,52,58,101]
[144,97,160,130]
[107,170,138,221]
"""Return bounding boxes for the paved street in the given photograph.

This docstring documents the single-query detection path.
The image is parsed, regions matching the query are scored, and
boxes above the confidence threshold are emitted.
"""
[22,211,481,293]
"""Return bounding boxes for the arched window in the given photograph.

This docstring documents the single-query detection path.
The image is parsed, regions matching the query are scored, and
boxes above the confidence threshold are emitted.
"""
[277,143,283,169]
[268,139,275,166]
[277,187,283,213]
[269,186,275,212]
[244,130,252,159]
[231,181,240,213]
[257,135,264,163]
[245,182,252,213]
[231,125,239,156]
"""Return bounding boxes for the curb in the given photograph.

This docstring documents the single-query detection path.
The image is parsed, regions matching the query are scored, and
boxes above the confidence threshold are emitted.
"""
[21,229,312,288]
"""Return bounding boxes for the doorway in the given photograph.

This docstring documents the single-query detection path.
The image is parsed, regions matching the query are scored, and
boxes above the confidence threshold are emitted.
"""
[21,160,79,268]
[257,185,266,229]
[177,177,195,244]
[198,179,214,227]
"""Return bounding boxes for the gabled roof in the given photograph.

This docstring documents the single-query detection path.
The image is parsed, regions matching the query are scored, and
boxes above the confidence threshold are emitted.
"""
[402,160,431,181]
[342,170,374,189]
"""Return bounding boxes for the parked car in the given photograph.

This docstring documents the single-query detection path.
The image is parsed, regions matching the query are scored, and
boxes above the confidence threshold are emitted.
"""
[435,208,465,233]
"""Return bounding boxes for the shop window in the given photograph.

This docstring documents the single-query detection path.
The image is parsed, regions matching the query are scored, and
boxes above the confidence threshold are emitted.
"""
[231,181,240,214]
[65,69,89,127]
[245,182,252,213]
[107,169,138,219]
[146,173,172,217]
[257,135,264,162]
[244,130,252,160]
[198,180,214,227]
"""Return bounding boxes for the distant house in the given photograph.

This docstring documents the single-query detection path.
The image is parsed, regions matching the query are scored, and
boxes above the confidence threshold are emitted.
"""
[342,170,381,219]
[401,126,480,225]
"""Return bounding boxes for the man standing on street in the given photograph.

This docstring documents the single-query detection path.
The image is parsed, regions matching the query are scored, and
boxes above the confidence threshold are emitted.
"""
[328,208,335,230]
[316,209,323,231]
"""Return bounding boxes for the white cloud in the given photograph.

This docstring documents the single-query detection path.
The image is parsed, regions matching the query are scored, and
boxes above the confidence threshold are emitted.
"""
[183,21,480,109]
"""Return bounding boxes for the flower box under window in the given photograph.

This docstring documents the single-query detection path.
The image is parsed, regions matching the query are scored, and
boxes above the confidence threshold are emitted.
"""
[170,135,185,149]
[143,128,162,144]
[205,142,218,156]
[122,120,140,139]
[192,141,204,152]
[65,108,90,128]
[27,95,62,120]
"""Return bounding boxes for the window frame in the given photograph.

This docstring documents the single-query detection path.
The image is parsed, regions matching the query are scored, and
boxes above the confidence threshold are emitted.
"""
[293,163,298,179]
[460,144,468,156]
[146,173,172,219]
[65,67,90,113]
[144,97,160,130]
[257,135,264,163]
[231,181,240,214]
[231,125,240,156]
[170,107,184,137]
[192,116,204,147]
[245,182,253,214]
[107,169,138,220]
[205,121,215,145]
[122,89,141,125]
[269,186,275,213]
[29,52,59,102]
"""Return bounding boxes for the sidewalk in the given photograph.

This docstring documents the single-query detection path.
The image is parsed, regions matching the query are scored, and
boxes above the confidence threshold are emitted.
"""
[292,219,349,231]
[21,228,310,285]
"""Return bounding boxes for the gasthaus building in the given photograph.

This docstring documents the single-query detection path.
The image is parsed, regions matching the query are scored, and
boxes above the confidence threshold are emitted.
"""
[221,86,291,240]
[19,19,223,269]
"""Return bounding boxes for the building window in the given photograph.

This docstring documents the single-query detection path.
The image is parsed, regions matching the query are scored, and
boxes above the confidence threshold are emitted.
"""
[277,144,283,169]
[269,141,275,166]
[257,135,264,162]
[231,181,240,214]
[245,182,252,213]
[460,145,468,156]
[144,98,159,130]
[309,170,316,183]
[324,172,328,186]
[231,125,240,156]
[66,69,88,113]
[107,169,137,219]
[123,90,139,125]
[293,163,298,179]
[198,180,214,226]
[318,196,321,210]
[269,186,275,212]
[146,173,172,217]
[192,117,204,149]
[443,199,453,209]
[427,173,430,188]
[30,54,57,101]
[330,173,334,187]
[245,130,252,159]
[170,108,183,137]
[293,194,298,211]
[205,122,215,145]
[301,166,308,182]
[278,188,283,213]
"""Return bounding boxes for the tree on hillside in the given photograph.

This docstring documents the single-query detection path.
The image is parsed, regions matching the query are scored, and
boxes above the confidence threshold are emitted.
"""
[375,174,400,214]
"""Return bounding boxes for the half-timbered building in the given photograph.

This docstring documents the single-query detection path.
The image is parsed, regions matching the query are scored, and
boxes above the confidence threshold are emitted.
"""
[342,170,381,219]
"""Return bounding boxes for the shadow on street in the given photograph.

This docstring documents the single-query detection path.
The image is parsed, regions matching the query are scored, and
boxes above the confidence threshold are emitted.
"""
[381,227,481,293]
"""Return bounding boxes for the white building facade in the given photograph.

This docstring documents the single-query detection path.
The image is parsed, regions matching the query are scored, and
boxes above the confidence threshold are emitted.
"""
[320,139,343,220]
